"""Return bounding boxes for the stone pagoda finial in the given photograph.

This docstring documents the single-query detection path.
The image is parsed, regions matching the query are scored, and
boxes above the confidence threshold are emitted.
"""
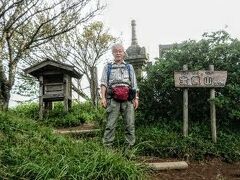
[125,20,148,78]
[131,20,138,46]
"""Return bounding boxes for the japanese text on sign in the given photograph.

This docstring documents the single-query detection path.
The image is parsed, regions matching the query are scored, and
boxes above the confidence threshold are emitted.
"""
[174,71,227,87]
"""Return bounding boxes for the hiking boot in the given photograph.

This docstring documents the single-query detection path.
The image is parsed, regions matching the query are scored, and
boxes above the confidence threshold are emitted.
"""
[123,145,136,160]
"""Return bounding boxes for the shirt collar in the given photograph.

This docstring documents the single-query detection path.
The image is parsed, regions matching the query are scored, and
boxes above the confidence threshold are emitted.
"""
[112,60,126,65]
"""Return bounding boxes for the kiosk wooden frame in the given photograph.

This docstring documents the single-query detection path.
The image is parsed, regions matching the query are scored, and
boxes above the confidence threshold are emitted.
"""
[25,59,82,119]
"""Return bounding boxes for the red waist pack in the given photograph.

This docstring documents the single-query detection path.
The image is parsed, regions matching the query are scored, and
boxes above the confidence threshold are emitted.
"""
[112,86,129,102]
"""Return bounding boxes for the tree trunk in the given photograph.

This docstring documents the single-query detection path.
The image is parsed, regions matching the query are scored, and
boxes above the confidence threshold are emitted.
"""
[0,83,11,111]
[0,57,17,111]
[89,67,98,107]
[72,84,89,100]
[1,96,10,111]
[89,68,96,106]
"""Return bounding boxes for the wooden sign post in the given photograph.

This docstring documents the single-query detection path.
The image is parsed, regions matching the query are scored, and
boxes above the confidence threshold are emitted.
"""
[209,65,216,143]
[174,65,227,142]
[183,65,188,137]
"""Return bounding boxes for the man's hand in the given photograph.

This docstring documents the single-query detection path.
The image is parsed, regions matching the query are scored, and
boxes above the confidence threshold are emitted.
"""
[133,98,139,110]
[100,86,107,108]
[101,97,107,108]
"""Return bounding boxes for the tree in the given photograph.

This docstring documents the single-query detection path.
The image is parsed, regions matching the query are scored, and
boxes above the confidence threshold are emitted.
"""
[0,0,104,110]
[139,31,240,124]
[31,21,116,106]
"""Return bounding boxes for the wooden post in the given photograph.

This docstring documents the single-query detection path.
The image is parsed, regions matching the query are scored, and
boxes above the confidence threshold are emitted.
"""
[77,79,81,101]
[68,76,72,109]
[94,66,99,108]
[39,76,43,120]
[63,74,69,112]
[209,65,217,143]
[183,65,188,137]
[44,102,52,111]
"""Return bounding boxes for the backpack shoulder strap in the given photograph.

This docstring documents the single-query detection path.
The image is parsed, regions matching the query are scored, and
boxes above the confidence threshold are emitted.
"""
[107,63,112,86]
[126,63,131,81]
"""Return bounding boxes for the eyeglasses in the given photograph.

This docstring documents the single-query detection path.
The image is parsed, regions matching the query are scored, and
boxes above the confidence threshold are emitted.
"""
[113,49,124,54]
[113,50,124,54]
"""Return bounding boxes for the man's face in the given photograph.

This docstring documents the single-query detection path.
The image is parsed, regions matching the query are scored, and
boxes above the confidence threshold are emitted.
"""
[112,47,125,63]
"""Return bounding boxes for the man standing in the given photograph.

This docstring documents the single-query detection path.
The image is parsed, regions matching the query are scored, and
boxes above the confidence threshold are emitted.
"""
[100,43,139,148]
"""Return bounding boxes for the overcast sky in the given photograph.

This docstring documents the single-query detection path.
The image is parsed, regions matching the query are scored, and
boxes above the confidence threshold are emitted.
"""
[99,0,240,60]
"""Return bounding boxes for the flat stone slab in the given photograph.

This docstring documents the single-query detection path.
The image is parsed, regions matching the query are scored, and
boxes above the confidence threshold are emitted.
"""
[144,161,188,170]
[54,129,100,134]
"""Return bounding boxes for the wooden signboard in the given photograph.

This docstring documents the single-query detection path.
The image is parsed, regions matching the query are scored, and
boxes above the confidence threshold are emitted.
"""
[175,65,228,143]
[174,70,227,88]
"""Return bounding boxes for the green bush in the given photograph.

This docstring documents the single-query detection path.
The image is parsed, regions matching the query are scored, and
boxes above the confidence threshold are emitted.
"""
[12,102,39,120]
[138,30,240,124]
[0,111,146,179]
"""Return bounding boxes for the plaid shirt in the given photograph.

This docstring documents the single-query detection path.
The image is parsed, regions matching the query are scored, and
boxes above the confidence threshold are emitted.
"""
[100,61,138,91]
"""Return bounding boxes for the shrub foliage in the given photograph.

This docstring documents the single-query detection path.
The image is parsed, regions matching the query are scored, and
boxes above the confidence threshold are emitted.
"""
[138,31,240,124]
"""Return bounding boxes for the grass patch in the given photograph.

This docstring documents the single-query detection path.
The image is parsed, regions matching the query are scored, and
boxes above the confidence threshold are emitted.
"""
[85,114,240,162]
[0,112,146,179]
[134,119,240,162]
[10,102,240,164]
[10,101,105,128]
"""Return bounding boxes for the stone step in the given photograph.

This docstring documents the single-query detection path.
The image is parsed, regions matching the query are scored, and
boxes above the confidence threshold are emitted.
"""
[54,129,101,135]
[140,161,188,170]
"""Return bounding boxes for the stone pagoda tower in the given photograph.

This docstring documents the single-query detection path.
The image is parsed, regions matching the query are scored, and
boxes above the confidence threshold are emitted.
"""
[125,20,148,78]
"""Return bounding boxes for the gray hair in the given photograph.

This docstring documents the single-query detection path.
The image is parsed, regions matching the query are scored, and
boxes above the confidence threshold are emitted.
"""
[111,43,124,52]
